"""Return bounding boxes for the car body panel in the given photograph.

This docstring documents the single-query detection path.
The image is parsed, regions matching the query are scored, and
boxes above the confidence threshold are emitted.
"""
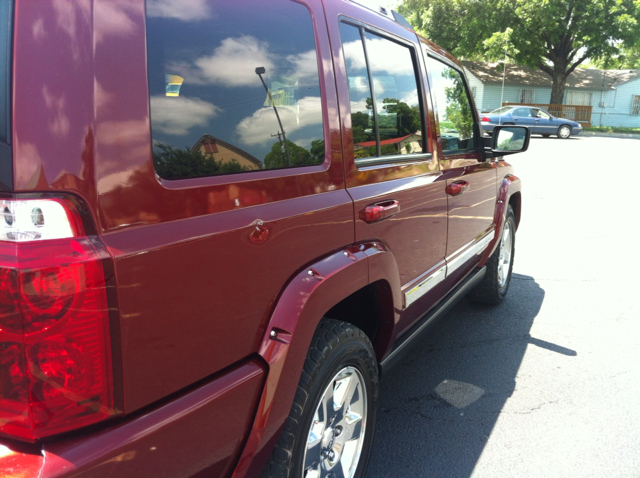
[2,1,525,476]
[0,360,265,478]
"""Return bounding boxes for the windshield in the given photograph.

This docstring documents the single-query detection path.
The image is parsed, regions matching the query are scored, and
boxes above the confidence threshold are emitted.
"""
[490,107,513,115]
[0,0,11,145]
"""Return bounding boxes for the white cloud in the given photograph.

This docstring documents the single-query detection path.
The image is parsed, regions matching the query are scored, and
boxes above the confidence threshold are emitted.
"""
[236,97,322,146]
[366,37,414,77]
[286,50,319,82]
[94,0,139,43]
[42,86,70,137]
[146,0,213,21]
[150,96,221,135]
[342,40,367,72]
[195,36,275,87]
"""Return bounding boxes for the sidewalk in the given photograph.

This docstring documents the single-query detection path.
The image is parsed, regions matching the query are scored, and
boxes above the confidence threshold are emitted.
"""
[580,130,640,140]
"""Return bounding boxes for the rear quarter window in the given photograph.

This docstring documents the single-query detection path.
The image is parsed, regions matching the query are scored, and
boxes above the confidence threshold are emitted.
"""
[145,0,325,180]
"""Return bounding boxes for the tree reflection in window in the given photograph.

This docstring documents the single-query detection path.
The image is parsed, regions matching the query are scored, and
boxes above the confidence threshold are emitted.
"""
[146,0,325,180]
[427,58,476,152]
[340,22,425,162]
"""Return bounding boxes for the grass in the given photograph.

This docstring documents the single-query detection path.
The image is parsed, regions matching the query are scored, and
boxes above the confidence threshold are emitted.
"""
[584,126,640,135]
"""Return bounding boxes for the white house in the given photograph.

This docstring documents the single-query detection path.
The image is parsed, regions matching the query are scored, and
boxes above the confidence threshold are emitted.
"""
[463,61,640,128]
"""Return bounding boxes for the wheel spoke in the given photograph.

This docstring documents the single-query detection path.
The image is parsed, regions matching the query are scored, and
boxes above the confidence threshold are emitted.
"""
[304,439,323,472]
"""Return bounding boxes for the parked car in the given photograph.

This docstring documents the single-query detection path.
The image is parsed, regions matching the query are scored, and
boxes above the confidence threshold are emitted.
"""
[481,105,583,138]
[0,1,529,477]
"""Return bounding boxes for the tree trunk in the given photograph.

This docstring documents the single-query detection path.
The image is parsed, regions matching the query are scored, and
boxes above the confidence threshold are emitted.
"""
[549,72,567,105]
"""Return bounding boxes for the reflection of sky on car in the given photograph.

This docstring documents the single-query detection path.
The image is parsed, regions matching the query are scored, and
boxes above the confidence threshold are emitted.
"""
[146,1,323,163]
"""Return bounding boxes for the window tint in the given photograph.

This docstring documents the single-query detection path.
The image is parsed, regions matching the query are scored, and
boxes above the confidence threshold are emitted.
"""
[340,23,425,162]
[146,0,324,180]
[427,57,476,152]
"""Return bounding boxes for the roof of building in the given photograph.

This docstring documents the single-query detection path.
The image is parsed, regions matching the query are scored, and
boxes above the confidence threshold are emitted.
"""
[356,134,414,148]
[462,61,640,90]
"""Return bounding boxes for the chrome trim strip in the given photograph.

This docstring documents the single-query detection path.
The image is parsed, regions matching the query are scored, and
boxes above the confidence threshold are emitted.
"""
[446,230,495,277]
[404,265,446,308]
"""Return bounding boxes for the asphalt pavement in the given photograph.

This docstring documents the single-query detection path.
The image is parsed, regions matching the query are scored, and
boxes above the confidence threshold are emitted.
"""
[365,135,640,478]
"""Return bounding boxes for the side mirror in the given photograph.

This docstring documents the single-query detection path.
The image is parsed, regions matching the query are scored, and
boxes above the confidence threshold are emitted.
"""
[484,125,530,157]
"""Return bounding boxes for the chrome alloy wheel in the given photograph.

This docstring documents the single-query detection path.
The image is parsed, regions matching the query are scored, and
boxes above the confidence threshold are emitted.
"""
[558,125,571,138]
[302,367,367,478]
[497,220,513,289]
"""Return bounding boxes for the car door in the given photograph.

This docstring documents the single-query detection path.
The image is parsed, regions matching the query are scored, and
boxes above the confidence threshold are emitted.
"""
[511,107,537,131]
[424,51,498,285]
[324,2,448,337]
[533,107,556,134]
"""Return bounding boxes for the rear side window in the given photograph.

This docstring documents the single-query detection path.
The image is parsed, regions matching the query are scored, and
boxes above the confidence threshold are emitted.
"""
[0,0,12,145]
[146,0,324,180]
[426,57,477,153]
[340,22,426,163]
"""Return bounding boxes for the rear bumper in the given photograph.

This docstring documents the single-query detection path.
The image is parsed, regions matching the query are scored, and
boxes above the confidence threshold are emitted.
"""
[0,360,265,478]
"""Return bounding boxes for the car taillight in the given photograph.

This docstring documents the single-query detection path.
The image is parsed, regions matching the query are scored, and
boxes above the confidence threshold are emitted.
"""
[0,197,115,441]
[481,116,491,122]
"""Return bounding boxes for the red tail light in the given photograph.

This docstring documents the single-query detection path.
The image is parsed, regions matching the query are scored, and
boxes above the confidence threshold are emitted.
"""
[481,116,491,122]
[0,197,116,441]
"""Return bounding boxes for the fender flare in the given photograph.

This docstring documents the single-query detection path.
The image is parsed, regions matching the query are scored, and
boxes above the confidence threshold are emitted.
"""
[232,242,401,478]
[478,174,521,267]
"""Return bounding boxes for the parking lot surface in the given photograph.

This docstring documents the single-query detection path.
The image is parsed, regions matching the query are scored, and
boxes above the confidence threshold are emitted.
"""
[366,136,640,478]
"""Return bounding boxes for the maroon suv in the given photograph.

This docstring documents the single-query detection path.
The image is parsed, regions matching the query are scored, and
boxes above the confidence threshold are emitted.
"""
[0,1,528,477]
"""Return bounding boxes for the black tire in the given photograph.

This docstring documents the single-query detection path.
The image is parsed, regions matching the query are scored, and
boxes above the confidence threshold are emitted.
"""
[557,125,572,139]
[261,319,378,478]
[467,205,516,305]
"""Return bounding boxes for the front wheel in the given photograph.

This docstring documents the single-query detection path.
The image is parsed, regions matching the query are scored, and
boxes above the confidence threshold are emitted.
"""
[467,205,516,305]
[557,125,572,139]
[261,320,378,478]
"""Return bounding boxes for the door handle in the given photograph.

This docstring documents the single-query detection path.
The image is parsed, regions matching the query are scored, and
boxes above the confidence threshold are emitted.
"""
[446,180,470,196]
[361,200,400,223]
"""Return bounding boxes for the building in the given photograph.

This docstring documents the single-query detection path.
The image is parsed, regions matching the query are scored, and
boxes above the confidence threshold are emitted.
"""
[192,135,263,170]
[463,61,640,128]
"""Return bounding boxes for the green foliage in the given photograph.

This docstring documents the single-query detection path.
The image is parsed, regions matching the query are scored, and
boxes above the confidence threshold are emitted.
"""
[584,126,640,134]
[153,143,248,179]
[264,140,320,169]
[310,139,326,162]
[589,44,640,69]
[442,71,474,139]
[398,0,640,103]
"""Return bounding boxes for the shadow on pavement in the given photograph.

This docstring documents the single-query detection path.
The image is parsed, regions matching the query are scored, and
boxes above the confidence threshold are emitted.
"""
[366,273,553,478]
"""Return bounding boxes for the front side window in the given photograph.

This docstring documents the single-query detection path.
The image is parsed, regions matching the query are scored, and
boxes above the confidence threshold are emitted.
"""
[146,0,324,180]
[427,57,476,153]
[340,22,425,162]
[534,108,552,119]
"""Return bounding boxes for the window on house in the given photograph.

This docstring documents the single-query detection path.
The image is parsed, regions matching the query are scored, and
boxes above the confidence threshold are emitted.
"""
[632,95,640,115]
[146,0,325,180]
[519,89,534,104]
[340,22,426,162]
[471,86,477,99]
[566,91,593,106]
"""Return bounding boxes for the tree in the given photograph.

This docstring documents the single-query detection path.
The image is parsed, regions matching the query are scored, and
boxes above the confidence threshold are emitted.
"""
[264,140,318,169]
[398,0,640,104]
[589,43,640,69]
[153,143,248,179]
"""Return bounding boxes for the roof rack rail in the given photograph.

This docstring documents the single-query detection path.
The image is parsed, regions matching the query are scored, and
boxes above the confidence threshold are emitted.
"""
[346,1,414,31]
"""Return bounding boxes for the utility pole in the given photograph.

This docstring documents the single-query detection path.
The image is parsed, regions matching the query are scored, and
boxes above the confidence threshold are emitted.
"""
[256,67,291,167]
